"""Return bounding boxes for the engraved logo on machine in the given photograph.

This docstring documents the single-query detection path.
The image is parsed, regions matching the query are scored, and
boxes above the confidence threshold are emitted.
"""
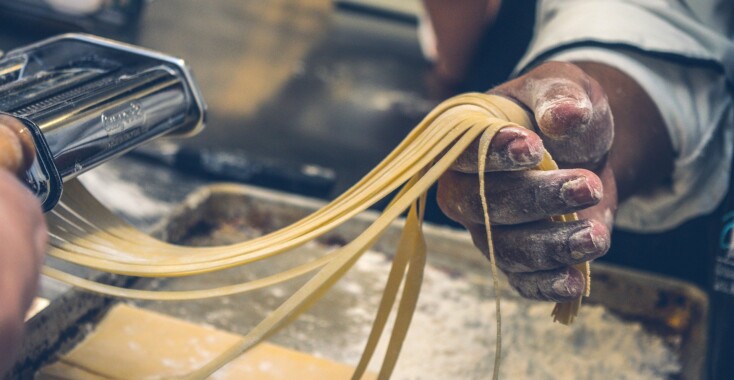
[100,100,147,147]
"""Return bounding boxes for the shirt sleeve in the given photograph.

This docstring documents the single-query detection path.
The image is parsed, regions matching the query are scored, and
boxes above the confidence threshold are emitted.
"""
[516,0,734,80]
[514,0,734,232]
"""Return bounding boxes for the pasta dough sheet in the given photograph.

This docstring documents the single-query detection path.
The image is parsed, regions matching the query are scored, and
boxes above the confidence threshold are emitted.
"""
[37,304,376,380]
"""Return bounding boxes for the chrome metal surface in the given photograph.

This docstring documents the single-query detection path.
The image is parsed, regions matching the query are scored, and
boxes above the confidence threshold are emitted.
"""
[0,34,206,210]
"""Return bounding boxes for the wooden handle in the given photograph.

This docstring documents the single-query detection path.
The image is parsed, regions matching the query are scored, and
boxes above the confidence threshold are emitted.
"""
[0,115,35,176]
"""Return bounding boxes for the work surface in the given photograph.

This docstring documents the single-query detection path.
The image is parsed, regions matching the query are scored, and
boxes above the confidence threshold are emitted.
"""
[10,157,707,379]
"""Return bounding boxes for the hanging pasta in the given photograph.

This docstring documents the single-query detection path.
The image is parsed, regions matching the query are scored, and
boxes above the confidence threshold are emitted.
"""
[37,93,589,379]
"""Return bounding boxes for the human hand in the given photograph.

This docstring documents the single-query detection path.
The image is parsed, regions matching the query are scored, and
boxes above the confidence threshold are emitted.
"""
[437,62,617,302]
[0,117,46,375]
[422,0,502,88]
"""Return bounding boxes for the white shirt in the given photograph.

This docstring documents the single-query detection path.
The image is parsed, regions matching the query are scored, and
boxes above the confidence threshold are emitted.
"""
[516,0,734,232]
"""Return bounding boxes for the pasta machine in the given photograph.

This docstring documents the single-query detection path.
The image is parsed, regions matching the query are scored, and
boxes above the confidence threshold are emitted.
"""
[0,33,206,211]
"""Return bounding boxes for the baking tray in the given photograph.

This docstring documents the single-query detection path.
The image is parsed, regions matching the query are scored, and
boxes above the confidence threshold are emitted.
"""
[129,183,708,380]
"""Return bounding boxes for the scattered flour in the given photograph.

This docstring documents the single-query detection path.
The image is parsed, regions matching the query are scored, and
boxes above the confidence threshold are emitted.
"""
[337,250,682,380]
[142,219,682,380]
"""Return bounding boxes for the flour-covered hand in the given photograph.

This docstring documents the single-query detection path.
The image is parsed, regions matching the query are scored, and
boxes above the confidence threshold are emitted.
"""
[438,62,617,302]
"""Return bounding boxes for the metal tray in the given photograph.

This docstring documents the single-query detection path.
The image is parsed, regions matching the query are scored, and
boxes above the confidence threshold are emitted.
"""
[133,183,708,380]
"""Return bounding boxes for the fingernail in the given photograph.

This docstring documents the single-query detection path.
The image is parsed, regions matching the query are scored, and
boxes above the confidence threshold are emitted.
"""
[507,135,543,166]
[569,227,597,259]
[551,273,583,299]
[537,98,593,138]
[560,177,599,206]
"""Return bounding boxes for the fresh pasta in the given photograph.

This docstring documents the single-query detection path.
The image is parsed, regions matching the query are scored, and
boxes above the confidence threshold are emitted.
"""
[42,93,590,379]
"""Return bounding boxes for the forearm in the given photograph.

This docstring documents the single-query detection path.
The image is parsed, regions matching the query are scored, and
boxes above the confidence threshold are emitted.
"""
[421,0,500,84]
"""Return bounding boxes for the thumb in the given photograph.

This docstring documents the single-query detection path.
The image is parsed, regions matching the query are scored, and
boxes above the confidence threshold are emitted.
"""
[490,62,613,168]
[0,115,35,176]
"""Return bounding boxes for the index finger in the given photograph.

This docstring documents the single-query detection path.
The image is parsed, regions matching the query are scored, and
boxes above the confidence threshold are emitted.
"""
[450,125,545,173]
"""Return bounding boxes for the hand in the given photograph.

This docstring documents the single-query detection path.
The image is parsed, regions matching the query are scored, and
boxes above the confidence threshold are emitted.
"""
[0,117,46,375]
[437,62,617,302]
[422,0,502,87]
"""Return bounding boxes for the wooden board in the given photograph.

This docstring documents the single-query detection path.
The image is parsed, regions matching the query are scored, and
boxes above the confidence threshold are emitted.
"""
[37,304,376,379]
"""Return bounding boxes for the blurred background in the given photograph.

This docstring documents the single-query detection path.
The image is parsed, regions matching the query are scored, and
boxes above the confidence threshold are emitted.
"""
[0,0,434,200]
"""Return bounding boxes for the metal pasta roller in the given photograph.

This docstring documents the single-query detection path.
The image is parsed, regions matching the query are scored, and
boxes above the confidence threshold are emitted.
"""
[0,33,206,211]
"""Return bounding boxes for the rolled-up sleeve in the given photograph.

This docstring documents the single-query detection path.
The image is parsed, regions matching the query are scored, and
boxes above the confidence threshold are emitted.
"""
[514,0,734,232]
